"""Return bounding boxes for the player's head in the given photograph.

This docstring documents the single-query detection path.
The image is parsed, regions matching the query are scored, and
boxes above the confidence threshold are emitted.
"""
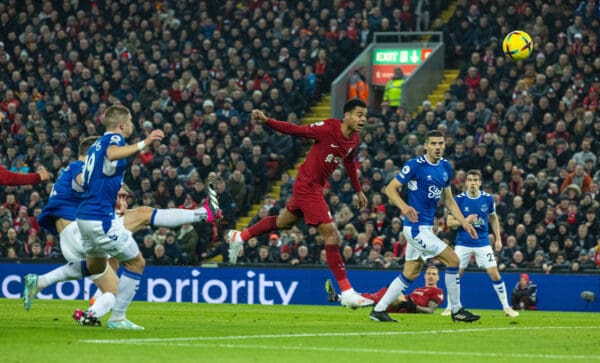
[424,130,445,162]
[342,98,367,132]
[424,265,440,286]
[103,105,133,136]
[466,169,482,194]
[78,136,99,157]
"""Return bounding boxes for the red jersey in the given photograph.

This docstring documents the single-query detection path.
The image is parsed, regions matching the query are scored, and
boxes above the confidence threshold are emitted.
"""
[362,286,444,313]
[408,286,444,308]
[266,118,361,194]
[0,164,41,185]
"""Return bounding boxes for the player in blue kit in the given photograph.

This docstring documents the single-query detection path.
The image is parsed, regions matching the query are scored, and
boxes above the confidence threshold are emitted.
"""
[441,170,519,318]
[76,105,164,330]
[24,137,221,323]
[370,130,480,323]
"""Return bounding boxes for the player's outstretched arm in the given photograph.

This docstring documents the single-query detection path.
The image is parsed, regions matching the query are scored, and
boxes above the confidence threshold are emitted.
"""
[252,109,322,139]
[106,130,164,161]
[0,164,48,186]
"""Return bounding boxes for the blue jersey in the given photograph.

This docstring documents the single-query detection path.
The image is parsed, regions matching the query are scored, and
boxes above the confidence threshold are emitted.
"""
[37,160,85,235]
[77,132,127,223]
[395,155,451,227]
[454,191,495,247]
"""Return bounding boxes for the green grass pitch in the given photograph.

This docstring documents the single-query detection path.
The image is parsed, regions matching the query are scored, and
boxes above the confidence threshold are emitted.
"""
[2,298,599,363]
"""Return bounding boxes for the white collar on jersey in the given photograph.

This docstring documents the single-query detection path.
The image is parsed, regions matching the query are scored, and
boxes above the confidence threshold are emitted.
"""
[423,155,441,166]
[466,190,482,199]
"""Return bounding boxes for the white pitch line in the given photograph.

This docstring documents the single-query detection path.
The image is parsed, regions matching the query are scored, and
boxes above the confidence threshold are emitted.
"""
[81,325,600,344]
[79,342,600,360]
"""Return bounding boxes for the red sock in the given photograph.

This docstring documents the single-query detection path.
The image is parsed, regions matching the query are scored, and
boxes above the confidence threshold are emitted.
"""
[241,216,278,241]
[325,244,351,292]
[361,288,387,304]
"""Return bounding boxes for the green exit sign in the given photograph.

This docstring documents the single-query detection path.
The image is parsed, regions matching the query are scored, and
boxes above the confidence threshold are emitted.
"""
[371,48,433,85]
[373,49,431,65]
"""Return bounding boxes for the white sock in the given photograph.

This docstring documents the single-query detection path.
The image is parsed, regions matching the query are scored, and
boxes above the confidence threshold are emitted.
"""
[37,261,84,289]
[493,279,510,309]
[445,267,462,313]
[92,287,103,300]
[88,292,116,318]
[374,274,412,312]
[150,208,207,227]
[108,269,141,322]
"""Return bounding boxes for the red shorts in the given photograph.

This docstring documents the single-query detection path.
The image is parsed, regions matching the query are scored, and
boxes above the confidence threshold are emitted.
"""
[286,189,333,226]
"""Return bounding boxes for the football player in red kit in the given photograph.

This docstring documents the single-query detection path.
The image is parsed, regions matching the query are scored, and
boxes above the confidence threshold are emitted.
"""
[228,98,373,308]
[326,265,444,314]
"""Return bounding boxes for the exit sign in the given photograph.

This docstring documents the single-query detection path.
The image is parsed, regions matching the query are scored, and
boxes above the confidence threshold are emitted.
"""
[372,48,432,85]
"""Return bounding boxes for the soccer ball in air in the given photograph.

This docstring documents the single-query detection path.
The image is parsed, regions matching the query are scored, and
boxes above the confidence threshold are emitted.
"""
[502,31,533,61]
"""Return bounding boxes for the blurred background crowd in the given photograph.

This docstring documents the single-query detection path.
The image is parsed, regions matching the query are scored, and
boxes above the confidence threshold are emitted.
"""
[0,0,599,274]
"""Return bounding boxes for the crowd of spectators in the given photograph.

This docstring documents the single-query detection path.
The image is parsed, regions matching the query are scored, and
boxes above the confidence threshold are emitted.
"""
[0,0,443,265]
[344,0,600,274]
[0,0,598,275]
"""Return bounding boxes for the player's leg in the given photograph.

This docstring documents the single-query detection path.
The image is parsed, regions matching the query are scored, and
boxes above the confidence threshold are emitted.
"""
[123,184,220,232]
[487,266,518,317]
[371,258,421,322]
[232,207,294,242]
[441,245,471,316]
[372,225,436,321]
[106,251,144,330]
[26,222,88,308]
[324,279,387,307]
[82,218,144,329]
[107,227,145,330]
[436,246,462,310]
[25,222,119,313]
[227,203,299,263]
[474,245,518,317]
[437,246,480,322]
[318,221,374,308]
[73,264,119,327]
[90,258,121,304]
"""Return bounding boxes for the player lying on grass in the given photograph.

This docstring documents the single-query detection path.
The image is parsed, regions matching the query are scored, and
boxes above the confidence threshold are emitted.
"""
[325,265,444,314]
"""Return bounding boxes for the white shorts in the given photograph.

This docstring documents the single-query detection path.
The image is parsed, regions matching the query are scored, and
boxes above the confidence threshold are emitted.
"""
[403,225,449,262]
[59,221,86,262]
[77,217,138,262]
[455,245,497,270]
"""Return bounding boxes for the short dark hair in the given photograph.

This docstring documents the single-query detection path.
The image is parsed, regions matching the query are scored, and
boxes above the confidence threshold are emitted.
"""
[425,265,439,272]
[78,136,99,156]
[343,98,367,114]
[425,130,444,140]
[466,169,482,179]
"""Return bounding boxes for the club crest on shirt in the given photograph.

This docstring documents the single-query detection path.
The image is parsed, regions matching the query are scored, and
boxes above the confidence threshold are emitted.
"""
[481,204,488,212]
[442,171,448,182]
[325,153,343,164]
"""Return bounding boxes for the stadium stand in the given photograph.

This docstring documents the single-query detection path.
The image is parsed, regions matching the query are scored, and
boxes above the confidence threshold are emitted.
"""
[0,1,599,273]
